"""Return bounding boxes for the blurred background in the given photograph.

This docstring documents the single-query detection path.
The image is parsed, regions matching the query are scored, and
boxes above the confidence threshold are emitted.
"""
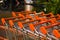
[0,0,60,18]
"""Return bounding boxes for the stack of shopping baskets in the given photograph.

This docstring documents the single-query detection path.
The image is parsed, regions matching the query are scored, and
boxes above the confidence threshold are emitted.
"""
[0,11,60,40]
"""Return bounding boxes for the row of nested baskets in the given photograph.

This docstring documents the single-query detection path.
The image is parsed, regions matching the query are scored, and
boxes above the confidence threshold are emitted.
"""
[0,11,60,40]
